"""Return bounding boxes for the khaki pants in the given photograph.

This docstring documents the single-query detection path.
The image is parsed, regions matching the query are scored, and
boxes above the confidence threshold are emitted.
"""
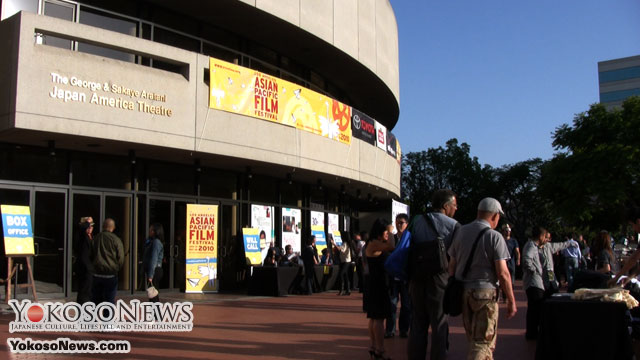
[462,288,499,360]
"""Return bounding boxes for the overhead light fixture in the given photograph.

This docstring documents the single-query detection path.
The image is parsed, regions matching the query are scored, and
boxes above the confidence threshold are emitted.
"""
[246,166,252,179]
[48,140,55,156]
[194,159,201,173]
[340,184,346,195]
[286,173,293,185]
[356,189,361,199]
[317,179,323,191]
[128,150,136,165]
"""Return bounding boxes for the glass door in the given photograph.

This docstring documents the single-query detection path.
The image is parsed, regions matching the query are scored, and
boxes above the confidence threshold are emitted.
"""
[0,187,31,290]
[33,190,67,294]
[104,194,133,293]
[217,202,242,292]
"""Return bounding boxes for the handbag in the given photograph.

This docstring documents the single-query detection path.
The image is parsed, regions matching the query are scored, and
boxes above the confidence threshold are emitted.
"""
[543,269,559,294]
[384,230,412,281]
[147,281,159,300]
[443,227,490,316]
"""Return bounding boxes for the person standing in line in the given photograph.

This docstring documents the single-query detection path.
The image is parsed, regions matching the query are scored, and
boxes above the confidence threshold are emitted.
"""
[354,233,366,292]
[448,198,517,360]
[301,235,319,295]
[561,233,581,289]
[385,213,411,338]
[522,227,577,340]
[501,224,520,302]
[91,218,124,306]
[610,208,640,286]
[143,223,165,302]
[408,190,460,360]
[76,216,95,304]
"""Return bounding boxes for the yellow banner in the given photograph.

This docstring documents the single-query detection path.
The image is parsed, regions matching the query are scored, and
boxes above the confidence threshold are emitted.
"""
[242,228,263,266]
[209,58,351,145]
[185,204,218,293]
[1,205,35,256]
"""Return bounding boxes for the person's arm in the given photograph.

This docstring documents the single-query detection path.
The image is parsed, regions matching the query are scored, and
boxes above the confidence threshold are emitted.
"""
[548,240,575,253]
[495,259,517,319]
[448,257,457,277]
[611,249,640,285]
[515,246,521,266]
[117,238,125,269]
[522,244,539,274]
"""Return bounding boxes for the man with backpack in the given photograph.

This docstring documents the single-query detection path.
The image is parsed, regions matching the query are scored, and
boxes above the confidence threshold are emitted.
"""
[407,189,460,360]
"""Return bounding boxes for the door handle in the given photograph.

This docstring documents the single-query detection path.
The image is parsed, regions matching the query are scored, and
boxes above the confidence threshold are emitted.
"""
[174,245,179,259]
[34,242,40,256]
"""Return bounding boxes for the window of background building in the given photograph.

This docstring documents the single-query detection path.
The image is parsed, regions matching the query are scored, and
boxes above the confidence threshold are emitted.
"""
[199,169,237,199]
[203,42,240,64]
[0,144,68,184]
[72,153,132,190]
[200,24,241,54]
[145,161,195,195]
[41,0,76,49]
[281,182,302,207]
[309,187,326,210]
[77,7,137,62]
[248,175,277,204]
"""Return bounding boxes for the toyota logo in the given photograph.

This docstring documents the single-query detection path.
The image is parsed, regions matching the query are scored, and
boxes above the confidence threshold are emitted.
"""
[353,114,361,130]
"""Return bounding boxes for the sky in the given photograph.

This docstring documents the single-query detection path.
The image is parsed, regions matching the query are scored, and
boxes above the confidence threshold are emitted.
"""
[391,0,640,167]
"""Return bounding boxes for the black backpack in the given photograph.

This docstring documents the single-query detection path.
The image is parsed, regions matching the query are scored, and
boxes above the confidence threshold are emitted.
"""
[408,214,449,280]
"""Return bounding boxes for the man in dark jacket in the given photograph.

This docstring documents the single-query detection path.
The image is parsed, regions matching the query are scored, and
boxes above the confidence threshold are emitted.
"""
[76,216,94,304]
[91,218,124,305]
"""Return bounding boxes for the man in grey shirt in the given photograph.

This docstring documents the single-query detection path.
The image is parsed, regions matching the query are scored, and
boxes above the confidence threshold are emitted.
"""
[448,198,517,360]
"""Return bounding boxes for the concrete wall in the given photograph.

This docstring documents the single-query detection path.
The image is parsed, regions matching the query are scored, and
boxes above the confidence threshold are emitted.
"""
[247,0,400,106]
[1,12,400,196]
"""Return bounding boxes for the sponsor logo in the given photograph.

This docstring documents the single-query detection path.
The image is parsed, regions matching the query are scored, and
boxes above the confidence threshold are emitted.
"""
[353,114,361,130]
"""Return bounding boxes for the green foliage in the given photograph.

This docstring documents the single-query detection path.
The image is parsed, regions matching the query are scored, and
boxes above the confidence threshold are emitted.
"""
[540,96,640,231]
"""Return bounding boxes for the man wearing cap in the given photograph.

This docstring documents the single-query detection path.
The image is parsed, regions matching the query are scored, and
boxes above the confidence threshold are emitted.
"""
[448,198,516,360]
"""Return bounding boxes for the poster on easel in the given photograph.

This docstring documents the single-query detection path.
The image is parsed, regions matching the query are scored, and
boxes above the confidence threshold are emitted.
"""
[251,204,274,264]
[311,211,326,254]
[242,228,262,266]
[391,199,410,235]
[185,204,218,293]
[1,205,35,255]
[282,208,301,253]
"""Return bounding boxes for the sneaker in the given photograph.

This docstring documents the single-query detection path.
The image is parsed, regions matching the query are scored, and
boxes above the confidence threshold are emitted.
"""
[399,331,408,338]
[384,332,394,339]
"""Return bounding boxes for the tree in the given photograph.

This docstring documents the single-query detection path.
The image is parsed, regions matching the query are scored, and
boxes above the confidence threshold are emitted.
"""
[401,138,495,223]
[539,96,640,232]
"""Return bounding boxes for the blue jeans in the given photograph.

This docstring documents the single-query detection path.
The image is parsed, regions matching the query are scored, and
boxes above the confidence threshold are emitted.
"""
[91,275,118,305]
[564,257,579,289]
[386,278,411,335]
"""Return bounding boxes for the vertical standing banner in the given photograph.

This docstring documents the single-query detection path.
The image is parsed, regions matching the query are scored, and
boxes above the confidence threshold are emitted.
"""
[242,228,262,266]
[333,231,343,247]
[375,121,387,151]
[391,200,410,235]
[282,208,302,253]
[328,213,340,246]
[311,211,326,254]
[185,204,218,293]
[209,57,351,145]
[1,205,35,255]
[250,204,274,263]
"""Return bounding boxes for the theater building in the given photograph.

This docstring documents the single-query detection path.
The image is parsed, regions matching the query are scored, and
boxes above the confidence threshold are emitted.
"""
[0,0,400,297]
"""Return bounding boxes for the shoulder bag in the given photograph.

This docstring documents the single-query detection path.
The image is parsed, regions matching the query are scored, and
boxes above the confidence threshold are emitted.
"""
[443,227,490,316]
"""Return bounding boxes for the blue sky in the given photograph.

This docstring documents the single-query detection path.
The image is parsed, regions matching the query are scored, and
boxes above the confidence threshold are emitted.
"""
[391,0,640,167]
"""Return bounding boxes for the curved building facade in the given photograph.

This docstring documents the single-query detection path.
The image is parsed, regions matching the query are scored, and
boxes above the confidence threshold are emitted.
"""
[0,0,400,296]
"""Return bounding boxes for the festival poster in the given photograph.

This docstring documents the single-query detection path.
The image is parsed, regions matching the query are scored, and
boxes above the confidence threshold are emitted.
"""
[185,204,218,293]
[311,211,326,254]
[351,109,376,145]
[1,205,34,255]
[242,228,262,266]
[328,213,339,234]
[282,207,302,253]
[209,57,351,144]
[250,204,274,262]
[333,231,343,247]
[375,121,387,151]
[386,131,398,158]
[391,200,410,235]
[396,139,402,164]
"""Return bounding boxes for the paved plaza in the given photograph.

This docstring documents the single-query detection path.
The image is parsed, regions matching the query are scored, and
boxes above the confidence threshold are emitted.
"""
[0,282,535,359]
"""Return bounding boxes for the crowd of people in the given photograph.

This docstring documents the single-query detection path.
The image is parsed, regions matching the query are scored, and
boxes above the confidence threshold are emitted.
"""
[351,191,640,360]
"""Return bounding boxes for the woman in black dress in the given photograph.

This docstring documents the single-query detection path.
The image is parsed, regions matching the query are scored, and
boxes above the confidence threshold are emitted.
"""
[364,218,395,360]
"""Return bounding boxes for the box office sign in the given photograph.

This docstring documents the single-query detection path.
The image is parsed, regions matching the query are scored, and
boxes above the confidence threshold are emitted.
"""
[351,109,376,146]
[47,72,173,117]
[1,205,35,256]
[185,204,218,293]
[209,57,352,145]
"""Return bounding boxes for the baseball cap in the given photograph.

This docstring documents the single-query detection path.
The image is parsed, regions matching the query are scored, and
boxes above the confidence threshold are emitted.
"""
[478,197,504,215]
